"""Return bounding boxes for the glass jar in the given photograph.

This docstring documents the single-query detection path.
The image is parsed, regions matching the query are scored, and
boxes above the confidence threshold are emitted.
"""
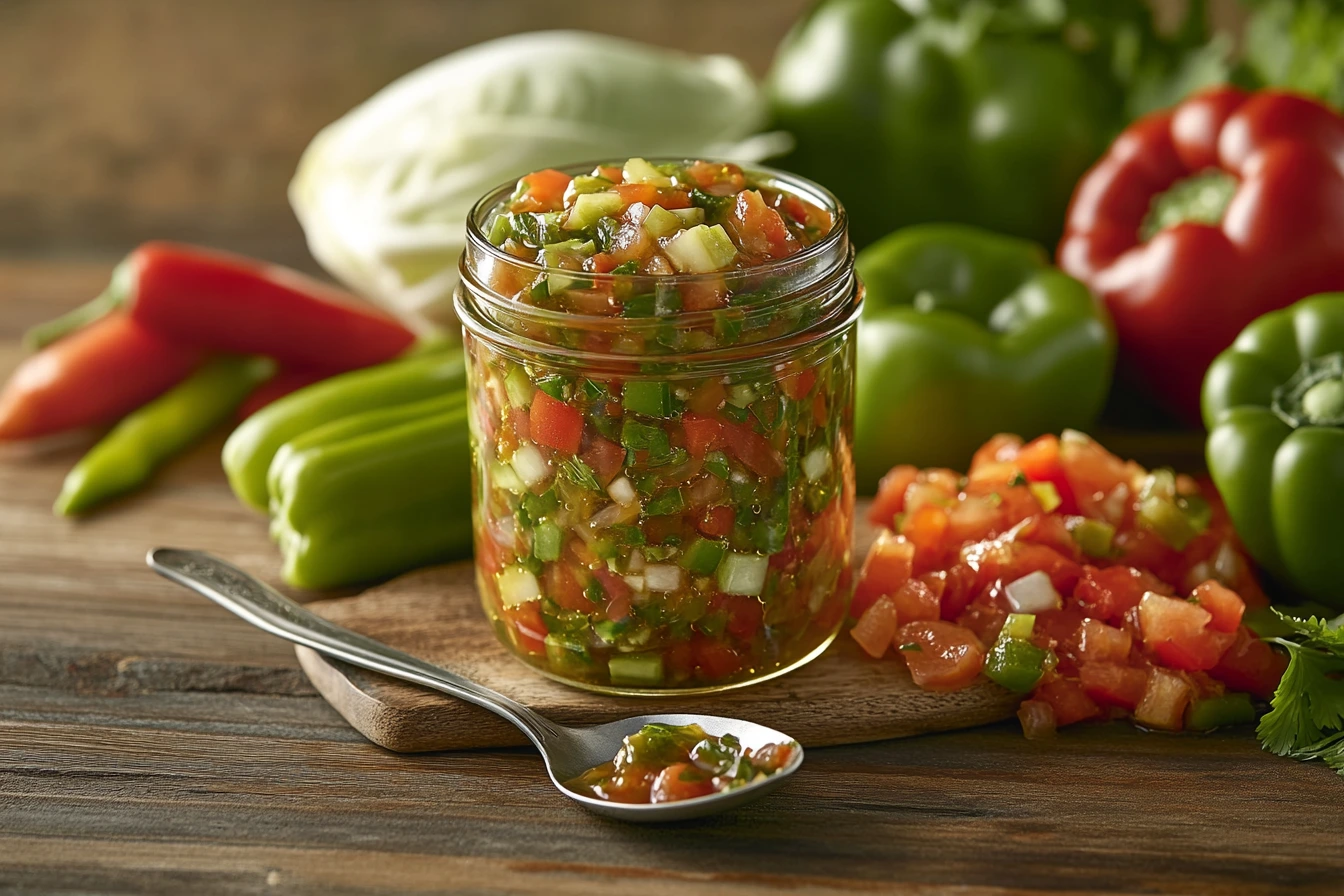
[454,162,860,694]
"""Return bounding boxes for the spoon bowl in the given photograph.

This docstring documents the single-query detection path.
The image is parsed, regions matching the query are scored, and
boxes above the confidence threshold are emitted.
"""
[148,549,803,822]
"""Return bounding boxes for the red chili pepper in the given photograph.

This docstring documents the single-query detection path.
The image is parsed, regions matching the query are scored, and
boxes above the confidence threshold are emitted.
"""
[1058,87,1344,422]
[26,242,417,372]
[0,313,201,441]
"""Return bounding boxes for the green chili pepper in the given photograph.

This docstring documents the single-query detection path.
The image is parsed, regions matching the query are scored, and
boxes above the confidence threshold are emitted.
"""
[55,355,274,516]
[984,627,1053,694]
[270,404,469,536]
[275,494,472,590]
[223,347,464,511]
[1203,293,1344,609]
[264,392,464,510]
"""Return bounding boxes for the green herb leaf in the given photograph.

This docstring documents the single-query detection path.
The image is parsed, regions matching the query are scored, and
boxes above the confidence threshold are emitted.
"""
[560,457,602,492]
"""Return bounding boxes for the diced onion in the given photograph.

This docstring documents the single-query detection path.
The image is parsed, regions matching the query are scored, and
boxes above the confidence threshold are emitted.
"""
[591,500,639,529]
[1004,570,1062,613]
[623,575,646,593]
[497,566,540,607]
[626,550,645,573]
[510,442,550,487]
[607,476,637,505]
[643,564,682,593]
[1212,541,1239,584]
[490,461,526,495]
[802,446,832,482]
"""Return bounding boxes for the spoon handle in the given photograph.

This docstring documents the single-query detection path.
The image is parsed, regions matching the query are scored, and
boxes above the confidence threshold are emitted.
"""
[147,548,563,750]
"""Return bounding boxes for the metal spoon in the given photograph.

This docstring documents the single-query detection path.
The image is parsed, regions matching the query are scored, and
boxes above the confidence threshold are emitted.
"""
[147,548,804,822]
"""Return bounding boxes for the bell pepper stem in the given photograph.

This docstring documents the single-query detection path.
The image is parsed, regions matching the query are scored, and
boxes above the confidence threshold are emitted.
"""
[1272,352,1344,428]
[23,257,135,350]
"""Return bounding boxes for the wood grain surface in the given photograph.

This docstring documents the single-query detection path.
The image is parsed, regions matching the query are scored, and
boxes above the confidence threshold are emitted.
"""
[3,261,1344,895]
[296,557,1020,752]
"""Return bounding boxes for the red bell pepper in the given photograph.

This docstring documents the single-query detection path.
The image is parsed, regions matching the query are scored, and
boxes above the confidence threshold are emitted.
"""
[0,313,201,441]
[26,242,417,372]
[1059,87,1344,422]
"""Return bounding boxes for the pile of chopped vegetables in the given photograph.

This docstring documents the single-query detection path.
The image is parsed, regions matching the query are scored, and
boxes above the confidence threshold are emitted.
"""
[851,430,1288,737]
[464,160,858,691]
[564,722,797,804]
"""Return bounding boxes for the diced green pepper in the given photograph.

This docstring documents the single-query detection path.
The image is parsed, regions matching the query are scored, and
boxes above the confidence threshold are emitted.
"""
[1138,495,1199,551]
[664,224,738,273]
[570,175,611,195]
[645,488,685,517]
[610,260,639,275]
[536,375,567,400]
[533,521,562,562]
[620,419,671,458]
[680,537,727,575]
[622,381,673,418]
[984,635,1051,694]
[1186,692,1257,730]
[1001,613,1036,640]
[545,634,592,676]
[1071,518,1117,558]
[608,653,665,687]
[622,157,672,186]
[1029,481,1061,513]
[703,451,731,480]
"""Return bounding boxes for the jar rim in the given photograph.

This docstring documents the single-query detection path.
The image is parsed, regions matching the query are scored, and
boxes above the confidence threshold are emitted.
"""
[462,158,850,294]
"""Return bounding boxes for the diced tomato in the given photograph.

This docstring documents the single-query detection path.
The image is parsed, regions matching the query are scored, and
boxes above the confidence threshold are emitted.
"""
[971,433,1023,472]
[685,160,746,191]
[851,596,900,659]
[680,278,729,312]
[945,495,1004,545]
[588,253,620,274]
[650,763,716,803]
[1138,591,1235,672]
[1074,565,1168,623]
[1210,627,1288,699]
[581,436,624,485]
[1058,430,1137,516]
[896,621,986,692]
[727,190,800,260]
[868,465,919,528]
[720,419,784,477]
[851,531,915,618]
[956,590,1011,646]
[780,366,817,401]
[1018,699,1057,740]
[1015,434,1079,514]
[1079,662,1149,710]
[529,391,583,455]
[1032,607,1087,669]
[719,594,764,641]
[1016,514,1081,560]
[591,567,632,622]
[750,742,796,772]
[614,183,660,207]
[511,168,571,211]
[686,380,726,416]
[891,578,941,624]
[901,504,950,568]
[1134,667,1192,731]
[1189,580,1245,633]
[682,413,725,458]
[697,505,735,538]
[509,405,531,445]
[544,562,590,614]
[1076,618,1133,664]
[936,563,980,621]
[504,600,547,655]
[1034,676,1101,726]
[1007,543,1083,595]
[695,637,744,680]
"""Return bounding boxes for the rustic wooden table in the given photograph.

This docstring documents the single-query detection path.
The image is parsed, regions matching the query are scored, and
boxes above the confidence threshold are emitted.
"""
[2,262,1342,894]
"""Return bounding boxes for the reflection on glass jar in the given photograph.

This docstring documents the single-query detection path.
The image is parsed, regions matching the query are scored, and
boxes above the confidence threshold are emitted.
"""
[455,160,860,694]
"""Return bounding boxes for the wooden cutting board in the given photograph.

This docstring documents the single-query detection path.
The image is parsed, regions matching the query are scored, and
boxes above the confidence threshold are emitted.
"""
[299,556,1020,752]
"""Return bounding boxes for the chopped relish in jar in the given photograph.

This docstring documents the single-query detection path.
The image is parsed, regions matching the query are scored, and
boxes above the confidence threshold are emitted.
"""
[564,722,798,804]
[457,160,859,693]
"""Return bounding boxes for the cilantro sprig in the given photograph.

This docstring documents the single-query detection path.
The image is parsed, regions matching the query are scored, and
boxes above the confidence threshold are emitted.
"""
[1258,611,1344,777]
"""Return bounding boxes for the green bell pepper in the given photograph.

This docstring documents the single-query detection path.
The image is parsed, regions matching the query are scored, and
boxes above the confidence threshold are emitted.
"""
[766,0,1203,248]
[853,224,1114,490]
[1202,293,1344,610]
